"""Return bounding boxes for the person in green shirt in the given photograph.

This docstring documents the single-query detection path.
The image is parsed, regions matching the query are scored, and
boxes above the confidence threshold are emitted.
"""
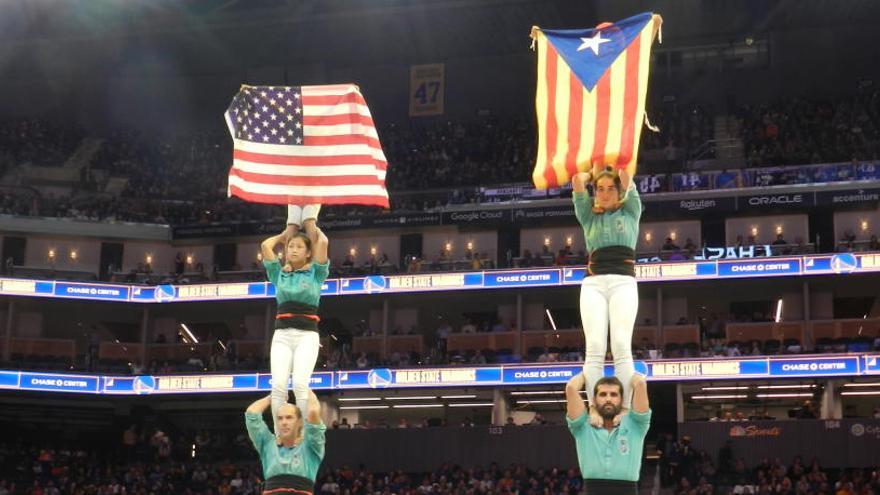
[245,392,326,494]
[565,372,651,494]
[571,166,642,427]
[261,204,329,435]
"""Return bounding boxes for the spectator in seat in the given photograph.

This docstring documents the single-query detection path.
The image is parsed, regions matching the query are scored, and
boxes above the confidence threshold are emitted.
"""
[668,248,687,261]
[460,319,477,334]
[471,350,487,365]
[772,233,788,246]
[355,353,369,369]
[748,341,763,356]
[795,400,818,419]
[726,343,742,357]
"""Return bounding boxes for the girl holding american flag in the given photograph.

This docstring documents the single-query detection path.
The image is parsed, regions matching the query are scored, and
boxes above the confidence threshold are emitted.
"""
[260,204,329,437]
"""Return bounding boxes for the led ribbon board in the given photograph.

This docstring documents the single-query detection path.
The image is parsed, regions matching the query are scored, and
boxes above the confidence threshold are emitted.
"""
[0,354,875,395]
[1,253,878,303]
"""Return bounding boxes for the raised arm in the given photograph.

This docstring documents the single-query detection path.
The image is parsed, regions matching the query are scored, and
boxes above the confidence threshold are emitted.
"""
[303,219,329,265]
[261,232,288,263]
[244,395,273,451]
[631,374,649,413]
[618,169,642,219]
[571,172,595,227]
[565,373,587,420]
[306,389,322,424]
[618,169,633,192]
[571,171,593,194]
[302,390,326,460]
[247,395,272,414]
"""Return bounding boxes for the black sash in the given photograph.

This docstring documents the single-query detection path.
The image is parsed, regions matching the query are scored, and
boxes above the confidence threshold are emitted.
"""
[588,246,636,277]
[583,479,638,495]
[275,301,320,332]
[263,474,314,494]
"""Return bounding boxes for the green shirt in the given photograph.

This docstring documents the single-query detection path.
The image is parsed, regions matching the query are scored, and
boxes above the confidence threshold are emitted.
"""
[566,409,651,481]
[573,183,642,252]
[245,411,326,482]
[263,259,330,307]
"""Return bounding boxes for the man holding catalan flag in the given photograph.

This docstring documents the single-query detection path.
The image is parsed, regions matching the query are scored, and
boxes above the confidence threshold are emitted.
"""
[532,13,661,492]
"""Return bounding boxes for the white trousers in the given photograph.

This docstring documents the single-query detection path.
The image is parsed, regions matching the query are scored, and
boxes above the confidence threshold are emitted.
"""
[579,274,638,409]
[270,328,320,434]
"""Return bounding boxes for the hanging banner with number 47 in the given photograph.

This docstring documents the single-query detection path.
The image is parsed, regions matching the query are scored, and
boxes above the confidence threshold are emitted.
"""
[409,63,445,116]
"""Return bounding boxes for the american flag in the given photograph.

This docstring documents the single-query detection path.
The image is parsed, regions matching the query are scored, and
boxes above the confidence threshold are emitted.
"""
[531,13,662,189]
[224,84,389,207]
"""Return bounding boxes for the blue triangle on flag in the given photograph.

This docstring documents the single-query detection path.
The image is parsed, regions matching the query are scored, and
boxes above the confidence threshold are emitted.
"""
[541,12,653,92]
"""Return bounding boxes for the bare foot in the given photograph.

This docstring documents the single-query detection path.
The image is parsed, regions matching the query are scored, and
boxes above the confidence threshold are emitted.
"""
[588,405,603,428]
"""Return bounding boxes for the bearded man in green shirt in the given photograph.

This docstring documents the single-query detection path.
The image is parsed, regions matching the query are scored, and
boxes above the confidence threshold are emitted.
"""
[565,372,651,495]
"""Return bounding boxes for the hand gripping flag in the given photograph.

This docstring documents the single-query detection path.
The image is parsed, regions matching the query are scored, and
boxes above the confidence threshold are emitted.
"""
[531,13,662,189]
[224,84,389,208]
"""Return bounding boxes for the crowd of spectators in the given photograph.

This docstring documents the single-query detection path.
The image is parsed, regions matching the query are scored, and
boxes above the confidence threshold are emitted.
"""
[3,432,880,495]
[0,190,34,216]
[382,119,536,192]
[0,433,264,495]
[838,230,880,253]
[640,103,716,160]
[0,436,596,495]
[0,93,877,227]
[0,119,83,171]
[656,433,880,494]
[4,321,878,378]
[739,93,880,168]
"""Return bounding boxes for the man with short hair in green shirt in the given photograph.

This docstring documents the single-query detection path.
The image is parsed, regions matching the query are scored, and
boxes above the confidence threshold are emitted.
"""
[245,392,326,494]
[565,372,651,494]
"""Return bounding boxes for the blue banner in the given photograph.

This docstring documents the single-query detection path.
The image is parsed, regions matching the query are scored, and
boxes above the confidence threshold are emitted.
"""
[0,371,20,388]
[484,269,561,288]
[2,253,880,303]
[649,359,769,381]
[54,282,129,301]
[635,261,719,281]
[562,267,587,285]
[18,372,100,393]
[1,355,877,395]
[503,365,580,384]
[768,356,860,377]
[717,258,802,278]
[864,355,880,374]
[102,376,138,394]
[256,372,334,391]
[322,279,340,295]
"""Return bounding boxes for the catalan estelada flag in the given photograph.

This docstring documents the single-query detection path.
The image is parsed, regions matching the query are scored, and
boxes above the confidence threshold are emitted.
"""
[531,13,662,189]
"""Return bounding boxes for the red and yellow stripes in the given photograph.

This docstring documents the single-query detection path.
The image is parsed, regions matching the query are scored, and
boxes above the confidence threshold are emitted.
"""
[532,16,661,190]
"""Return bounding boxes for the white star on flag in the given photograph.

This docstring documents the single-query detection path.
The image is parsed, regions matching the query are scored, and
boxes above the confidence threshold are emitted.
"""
[577,32,610,55]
